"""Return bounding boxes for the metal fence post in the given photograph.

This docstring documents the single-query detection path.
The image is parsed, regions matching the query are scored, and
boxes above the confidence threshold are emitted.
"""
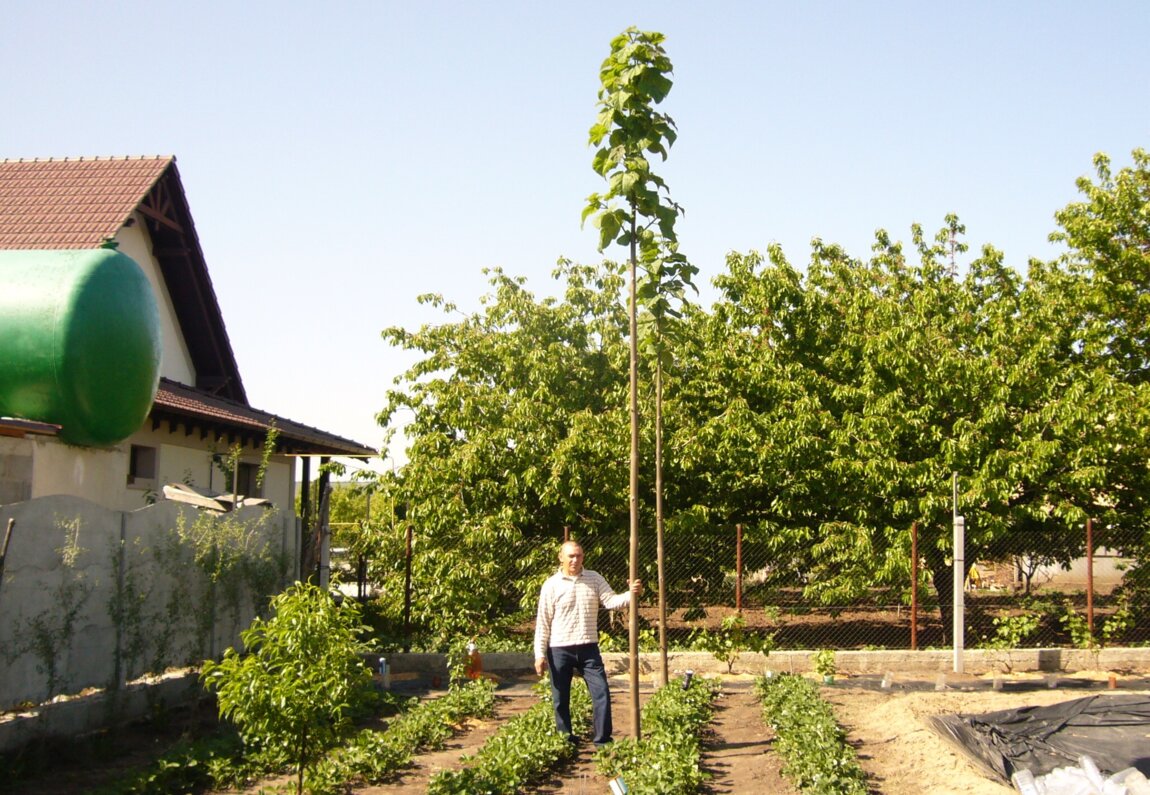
[910,520,918,651]
[735,523,743,613]
[1086,517,1094,635]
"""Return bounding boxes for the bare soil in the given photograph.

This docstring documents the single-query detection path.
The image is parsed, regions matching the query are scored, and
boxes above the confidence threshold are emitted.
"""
[4,671,1146,794]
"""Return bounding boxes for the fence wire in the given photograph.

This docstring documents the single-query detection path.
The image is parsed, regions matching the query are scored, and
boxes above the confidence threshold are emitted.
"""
[339,518,1150,653]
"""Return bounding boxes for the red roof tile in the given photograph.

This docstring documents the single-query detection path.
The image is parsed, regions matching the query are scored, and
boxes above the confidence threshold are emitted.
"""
[154,379,377,457]
[0,156,172,249]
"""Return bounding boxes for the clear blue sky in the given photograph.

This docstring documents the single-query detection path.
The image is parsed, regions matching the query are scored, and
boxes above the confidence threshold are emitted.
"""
[4,2,1147,468]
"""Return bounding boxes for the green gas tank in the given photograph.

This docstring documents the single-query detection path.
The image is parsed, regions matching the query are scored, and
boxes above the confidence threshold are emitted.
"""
[0,247,161,447]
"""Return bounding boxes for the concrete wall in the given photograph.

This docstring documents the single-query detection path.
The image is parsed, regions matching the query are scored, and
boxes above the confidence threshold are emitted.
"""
[0,495,296,711]
[0,436,33,504]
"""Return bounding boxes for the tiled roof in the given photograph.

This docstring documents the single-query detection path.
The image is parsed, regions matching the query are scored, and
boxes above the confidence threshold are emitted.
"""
[154,379,378,457]
[0,156,172,249]
[0,155,376,457]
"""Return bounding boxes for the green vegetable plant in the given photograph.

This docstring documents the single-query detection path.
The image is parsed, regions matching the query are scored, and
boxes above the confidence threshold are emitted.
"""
[200,582,374,795]
[427,677,591,794]
[977,611,1040,673]
[307,678,496,794]
[690,613,773,674]
[1101,593,1134,646]
[595,674,719,794]
[811,649,836,682]
[755,674,868,794]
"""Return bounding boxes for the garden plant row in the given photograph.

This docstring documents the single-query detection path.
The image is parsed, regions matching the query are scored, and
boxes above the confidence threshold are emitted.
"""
[429,673,720,795]
[95,677,496,794]
[754,674,868,794]
[426,677,593,793]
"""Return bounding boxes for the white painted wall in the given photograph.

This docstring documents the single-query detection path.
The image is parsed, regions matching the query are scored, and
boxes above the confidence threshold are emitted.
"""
[24,429,295,515]
[30,436,130,508]
[114,215,196,385]
[0,496,295,711]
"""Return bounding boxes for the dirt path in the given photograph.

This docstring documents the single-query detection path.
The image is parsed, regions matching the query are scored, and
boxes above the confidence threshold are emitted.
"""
[700,685,799,794]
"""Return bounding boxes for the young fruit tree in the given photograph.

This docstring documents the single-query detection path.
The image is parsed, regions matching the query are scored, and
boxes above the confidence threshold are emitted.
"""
[201,582,374,795]
[583,26,691,737]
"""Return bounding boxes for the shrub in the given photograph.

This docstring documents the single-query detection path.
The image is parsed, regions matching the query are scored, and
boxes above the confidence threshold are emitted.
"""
[200,582,374,795]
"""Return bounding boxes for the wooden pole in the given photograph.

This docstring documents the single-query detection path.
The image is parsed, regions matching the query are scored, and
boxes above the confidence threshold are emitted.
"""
[655,362,668,688]
[300,456,312,581]
[0,518,15,607]
[403,518,413,653]
[910,520,919,651]
[627,216,641,739]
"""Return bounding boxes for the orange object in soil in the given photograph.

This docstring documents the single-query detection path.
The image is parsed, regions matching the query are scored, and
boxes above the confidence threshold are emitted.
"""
[465,642,482,679]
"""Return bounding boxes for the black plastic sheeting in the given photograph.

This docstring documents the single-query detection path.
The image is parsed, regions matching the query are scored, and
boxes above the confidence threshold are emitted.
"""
[928,694,1150,784]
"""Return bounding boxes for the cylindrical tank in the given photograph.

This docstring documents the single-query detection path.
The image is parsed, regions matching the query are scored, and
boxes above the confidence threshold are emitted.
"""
[0,247,161,447]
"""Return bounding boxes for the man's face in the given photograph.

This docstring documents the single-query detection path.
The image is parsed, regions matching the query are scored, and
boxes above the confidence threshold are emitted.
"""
[559,544,584,577]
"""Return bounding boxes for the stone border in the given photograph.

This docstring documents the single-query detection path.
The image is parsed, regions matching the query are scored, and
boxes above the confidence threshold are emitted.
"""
[0,671,201,754]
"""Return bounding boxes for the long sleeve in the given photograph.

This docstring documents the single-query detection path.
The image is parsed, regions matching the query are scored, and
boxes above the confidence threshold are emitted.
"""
[535,570,629,656]
[534,576,557,660]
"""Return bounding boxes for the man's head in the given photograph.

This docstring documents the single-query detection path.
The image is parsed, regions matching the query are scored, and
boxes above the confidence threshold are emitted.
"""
[558,541,584,577]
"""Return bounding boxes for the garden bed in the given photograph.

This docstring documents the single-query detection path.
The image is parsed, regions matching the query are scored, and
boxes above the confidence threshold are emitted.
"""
[5,670,1149,794]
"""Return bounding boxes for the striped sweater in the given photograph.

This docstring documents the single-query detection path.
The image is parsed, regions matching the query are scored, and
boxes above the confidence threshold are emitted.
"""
[533,569,631,660]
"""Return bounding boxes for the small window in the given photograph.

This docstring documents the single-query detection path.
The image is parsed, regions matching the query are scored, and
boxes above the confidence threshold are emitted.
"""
[128,445,158,488]
[236,462,262,498]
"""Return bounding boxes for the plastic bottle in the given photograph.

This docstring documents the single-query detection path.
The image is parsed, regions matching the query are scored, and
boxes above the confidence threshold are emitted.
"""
[465,641,482,679]
[1011,768,1043,795]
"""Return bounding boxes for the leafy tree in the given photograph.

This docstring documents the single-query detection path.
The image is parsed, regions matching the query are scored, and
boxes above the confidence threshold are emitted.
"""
[583,25,691,729]
[377,261,634,646]
[201,582,373,795]
[1048,149,1150,605]
[1053,149,1150,385]
[678,210,1144,636]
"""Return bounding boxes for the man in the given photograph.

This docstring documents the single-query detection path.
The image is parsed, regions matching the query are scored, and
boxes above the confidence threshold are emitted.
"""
[534,540,642,747]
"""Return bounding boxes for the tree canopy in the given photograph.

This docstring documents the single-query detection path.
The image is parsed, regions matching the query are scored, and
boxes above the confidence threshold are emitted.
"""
[371,150,1150,648]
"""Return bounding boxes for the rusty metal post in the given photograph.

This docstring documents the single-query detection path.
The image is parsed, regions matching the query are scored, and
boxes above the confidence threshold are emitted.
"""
[735,523,744,613]
[563,525,570,543]
[403,518,413,652]
[910,520,919,651]
[1086,517,1094,635]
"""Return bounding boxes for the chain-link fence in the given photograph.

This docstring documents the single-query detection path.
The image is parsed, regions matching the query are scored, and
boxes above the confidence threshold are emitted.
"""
[584,519,1150,652]
[336,517,1150,653]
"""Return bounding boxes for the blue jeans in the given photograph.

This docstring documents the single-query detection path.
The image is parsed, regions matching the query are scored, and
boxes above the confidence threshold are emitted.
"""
[546,643,613,745]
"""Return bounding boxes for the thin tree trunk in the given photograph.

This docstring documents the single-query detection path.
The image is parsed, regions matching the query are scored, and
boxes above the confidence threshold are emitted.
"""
[627,212,641,739]
[655,359,668,686]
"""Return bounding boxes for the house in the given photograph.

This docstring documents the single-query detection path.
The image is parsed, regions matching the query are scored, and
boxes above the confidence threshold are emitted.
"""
[0,156,375,536]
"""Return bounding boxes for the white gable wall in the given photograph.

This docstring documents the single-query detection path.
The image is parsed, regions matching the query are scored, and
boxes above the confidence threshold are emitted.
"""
[115,214,196,385]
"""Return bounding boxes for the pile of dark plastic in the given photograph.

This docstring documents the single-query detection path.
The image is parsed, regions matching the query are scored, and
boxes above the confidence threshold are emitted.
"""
[928,694,1150,794]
